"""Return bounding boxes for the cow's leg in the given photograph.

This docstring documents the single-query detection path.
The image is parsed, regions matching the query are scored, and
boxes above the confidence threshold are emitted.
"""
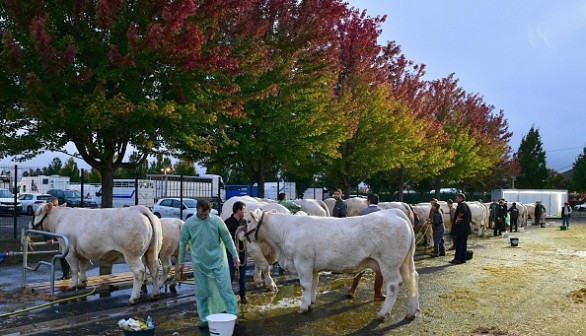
[375,268,402,321]
[143,252,161,300]
[311,272,319,304]
[159,256,172,289]
[125,256,146,304]
[65,256,79,291]
[347,271,365,298]
[76,259,89,290]
[263,264,277,292]
[399,249,419,321]
[295,265,315,313]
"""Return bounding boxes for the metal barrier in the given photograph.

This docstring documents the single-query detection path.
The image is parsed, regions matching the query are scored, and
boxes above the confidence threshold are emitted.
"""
[20,228,70,296]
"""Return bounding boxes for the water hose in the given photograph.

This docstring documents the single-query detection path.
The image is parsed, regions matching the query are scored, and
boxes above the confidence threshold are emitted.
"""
[0,287,97,318]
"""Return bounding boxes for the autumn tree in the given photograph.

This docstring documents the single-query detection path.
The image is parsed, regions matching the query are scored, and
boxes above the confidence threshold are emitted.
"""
[0,0,252,207]
[199,0,348,197]
[423,75,511,197]
[516,126,548,188]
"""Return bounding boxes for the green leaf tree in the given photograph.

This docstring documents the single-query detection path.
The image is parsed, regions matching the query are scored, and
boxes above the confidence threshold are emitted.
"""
[516,126,548,188]
[572,146,586,191]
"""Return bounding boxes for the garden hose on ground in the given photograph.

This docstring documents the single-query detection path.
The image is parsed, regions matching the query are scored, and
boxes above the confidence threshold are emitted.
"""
[0,287,97,318]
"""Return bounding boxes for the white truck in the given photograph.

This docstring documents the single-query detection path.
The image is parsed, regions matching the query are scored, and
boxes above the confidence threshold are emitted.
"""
[262,181,296,200]
[94,179,156,208]
[18,175,70,194]
[147,174,225,208]
[491,189,568,218]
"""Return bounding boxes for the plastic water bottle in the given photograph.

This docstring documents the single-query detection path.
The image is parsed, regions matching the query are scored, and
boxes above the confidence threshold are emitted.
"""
[146,315,154,328]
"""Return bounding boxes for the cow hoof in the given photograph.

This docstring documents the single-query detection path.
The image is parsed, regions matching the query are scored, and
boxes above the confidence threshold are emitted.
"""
[128,298,138,305]
[346,290,355,298]
[374,315,385,321]
[64,287,76,292]
[373,295,386,301]
[404,314,416,321]
[76,284,87,290]
[150,295,160,301]
[170,285,177,294]
[297,307,309,314]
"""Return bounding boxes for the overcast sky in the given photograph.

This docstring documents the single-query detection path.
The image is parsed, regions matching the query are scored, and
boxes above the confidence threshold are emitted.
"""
[2,1,585,173]
[345,0,586,173]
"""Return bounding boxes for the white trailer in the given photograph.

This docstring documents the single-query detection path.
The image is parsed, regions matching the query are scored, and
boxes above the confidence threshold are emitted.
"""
[148,174,225,207]
[303,187,325,200]
[491,189,568,218]
[18,175,70,194]
[262,181,296,200]
[94,179,156,208]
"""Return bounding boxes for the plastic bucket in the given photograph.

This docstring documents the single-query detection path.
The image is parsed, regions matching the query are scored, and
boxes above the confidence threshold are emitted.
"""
[560,226,567,231]
[123,328,155,336]
[207,313,237,336]
[510,238,519,247]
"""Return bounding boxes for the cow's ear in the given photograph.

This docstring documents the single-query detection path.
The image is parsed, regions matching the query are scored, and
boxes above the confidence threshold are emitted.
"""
[250,208,260,221]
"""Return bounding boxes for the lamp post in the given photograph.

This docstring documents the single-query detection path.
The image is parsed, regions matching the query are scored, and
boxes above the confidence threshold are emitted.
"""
[161,167,171,197]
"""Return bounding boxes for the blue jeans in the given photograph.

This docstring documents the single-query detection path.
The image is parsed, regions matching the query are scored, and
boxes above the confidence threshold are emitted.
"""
[562,215,570,227]
[227,249,247,297]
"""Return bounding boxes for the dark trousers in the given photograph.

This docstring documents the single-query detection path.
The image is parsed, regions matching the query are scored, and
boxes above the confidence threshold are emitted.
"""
[510,217,518,232]
[454,234,468,263]
[227,250,247,297]
[494,217,504,235]
[60,258,70,277]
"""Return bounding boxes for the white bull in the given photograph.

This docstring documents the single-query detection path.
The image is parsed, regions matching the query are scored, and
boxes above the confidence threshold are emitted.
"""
[158,218,184,292]
[243,208,419,321]
[221,196,290,291]
[32,204,162,304]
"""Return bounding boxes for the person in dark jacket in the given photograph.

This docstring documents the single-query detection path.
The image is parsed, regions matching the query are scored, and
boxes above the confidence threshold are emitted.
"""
[494,199,507,236]
[430,202,446,258]
[561,202,572,227]
[332,189,347,218]
[508,202,520,232]
[450,193,471,265]
[224,201,248,304]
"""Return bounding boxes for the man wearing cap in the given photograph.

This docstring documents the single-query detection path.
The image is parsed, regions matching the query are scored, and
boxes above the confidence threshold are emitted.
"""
[450,193,471,265]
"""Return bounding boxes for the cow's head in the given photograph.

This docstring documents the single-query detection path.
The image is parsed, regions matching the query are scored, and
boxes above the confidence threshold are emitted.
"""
[31,202,63,231]
[243,208,266,242]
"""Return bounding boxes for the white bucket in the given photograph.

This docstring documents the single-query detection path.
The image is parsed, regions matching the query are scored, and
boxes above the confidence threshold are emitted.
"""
[207,313,237,336]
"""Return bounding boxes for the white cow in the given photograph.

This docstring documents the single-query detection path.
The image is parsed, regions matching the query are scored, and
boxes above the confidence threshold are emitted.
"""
[292,199,330,217]
[32,204,162,304]
[243,208,419,321]
[221,196,290,291]
[158,218,184,292]
[379,201,416,226]
[323,197,368,217]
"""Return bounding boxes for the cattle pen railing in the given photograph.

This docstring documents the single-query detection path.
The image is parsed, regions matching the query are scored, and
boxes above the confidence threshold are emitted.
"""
[17,229,70,296]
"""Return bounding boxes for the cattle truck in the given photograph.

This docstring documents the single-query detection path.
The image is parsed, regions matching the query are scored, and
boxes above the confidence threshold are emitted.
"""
[147,174,225,210]
[18,175,70,194]
[94,179,156,208]
[490,189,568,218]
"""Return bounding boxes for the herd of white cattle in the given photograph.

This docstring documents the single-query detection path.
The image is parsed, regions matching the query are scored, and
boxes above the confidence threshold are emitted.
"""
[30,196,544,321]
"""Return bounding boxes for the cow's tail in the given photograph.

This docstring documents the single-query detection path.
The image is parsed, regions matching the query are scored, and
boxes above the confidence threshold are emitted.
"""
[399,219,419,318]
[317,200,330,217]
[139,206,163,297]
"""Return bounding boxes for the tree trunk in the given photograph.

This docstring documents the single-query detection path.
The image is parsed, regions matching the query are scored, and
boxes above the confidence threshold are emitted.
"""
[99,167,115,208]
